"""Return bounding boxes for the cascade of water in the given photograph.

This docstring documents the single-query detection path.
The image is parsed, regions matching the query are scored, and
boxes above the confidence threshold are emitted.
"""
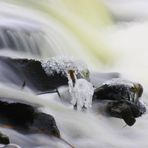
[0,1,147,148]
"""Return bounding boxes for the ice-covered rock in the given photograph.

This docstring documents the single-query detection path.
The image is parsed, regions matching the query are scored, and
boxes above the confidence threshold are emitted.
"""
[94,78,143,104]
[103,78,134,87]
[41,56,89,79]
[41,56,94,110]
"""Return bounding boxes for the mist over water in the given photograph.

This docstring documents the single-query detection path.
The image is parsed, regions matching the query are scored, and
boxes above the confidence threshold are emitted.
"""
[0,1,148,148]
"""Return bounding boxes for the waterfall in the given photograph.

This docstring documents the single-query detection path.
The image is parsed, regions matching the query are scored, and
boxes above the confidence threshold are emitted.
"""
[0,1,147,148]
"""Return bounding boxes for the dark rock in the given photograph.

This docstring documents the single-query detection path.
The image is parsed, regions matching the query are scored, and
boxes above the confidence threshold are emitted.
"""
[93,78,146,126]
[0,132,10,144]
[93,78,143,102]
[0,56,68,94]
[93,78,143,103]
[0,98,60,138]
[106,100,146,126]
[0,98,74,147]
[30,112,60,138]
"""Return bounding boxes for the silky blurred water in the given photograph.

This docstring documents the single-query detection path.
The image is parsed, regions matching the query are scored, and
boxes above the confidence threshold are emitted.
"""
[0,1,148,148]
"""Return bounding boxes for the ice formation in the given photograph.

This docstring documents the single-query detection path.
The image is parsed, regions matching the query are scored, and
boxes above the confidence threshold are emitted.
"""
[67,71,94,110]
[41,56,94,110]
[41,56,89,79]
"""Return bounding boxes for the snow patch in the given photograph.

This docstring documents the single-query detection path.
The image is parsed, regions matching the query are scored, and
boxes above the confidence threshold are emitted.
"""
[103,78,134,87]
[41,56,88,77]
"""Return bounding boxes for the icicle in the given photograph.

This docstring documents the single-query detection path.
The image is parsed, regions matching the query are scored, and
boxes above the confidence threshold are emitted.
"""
[67,70,94,110]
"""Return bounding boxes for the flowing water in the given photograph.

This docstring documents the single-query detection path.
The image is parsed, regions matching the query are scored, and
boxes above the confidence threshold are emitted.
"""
[0,1,148,148]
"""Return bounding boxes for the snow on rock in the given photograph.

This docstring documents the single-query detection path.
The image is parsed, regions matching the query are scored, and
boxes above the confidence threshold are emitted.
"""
[103,78,134,87]
[102,78,143,103]
[41,56,89,78]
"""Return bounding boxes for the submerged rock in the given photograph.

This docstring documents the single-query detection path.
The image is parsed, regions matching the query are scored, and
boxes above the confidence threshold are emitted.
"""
[0,97,75,148]
[93,78,146,126]
[0,98,60,138]
[0,132,10,145]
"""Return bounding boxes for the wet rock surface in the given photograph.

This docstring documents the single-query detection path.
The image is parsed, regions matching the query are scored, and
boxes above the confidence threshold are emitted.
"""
[0,132,10,145]
[0,56,68,94]
[0,98,60,138]
[106,100,146,126]
[0,96,63,147]
[93,78,146,126]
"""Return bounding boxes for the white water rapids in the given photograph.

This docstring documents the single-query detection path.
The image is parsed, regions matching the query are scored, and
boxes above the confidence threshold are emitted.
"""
[0,1,148,148]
